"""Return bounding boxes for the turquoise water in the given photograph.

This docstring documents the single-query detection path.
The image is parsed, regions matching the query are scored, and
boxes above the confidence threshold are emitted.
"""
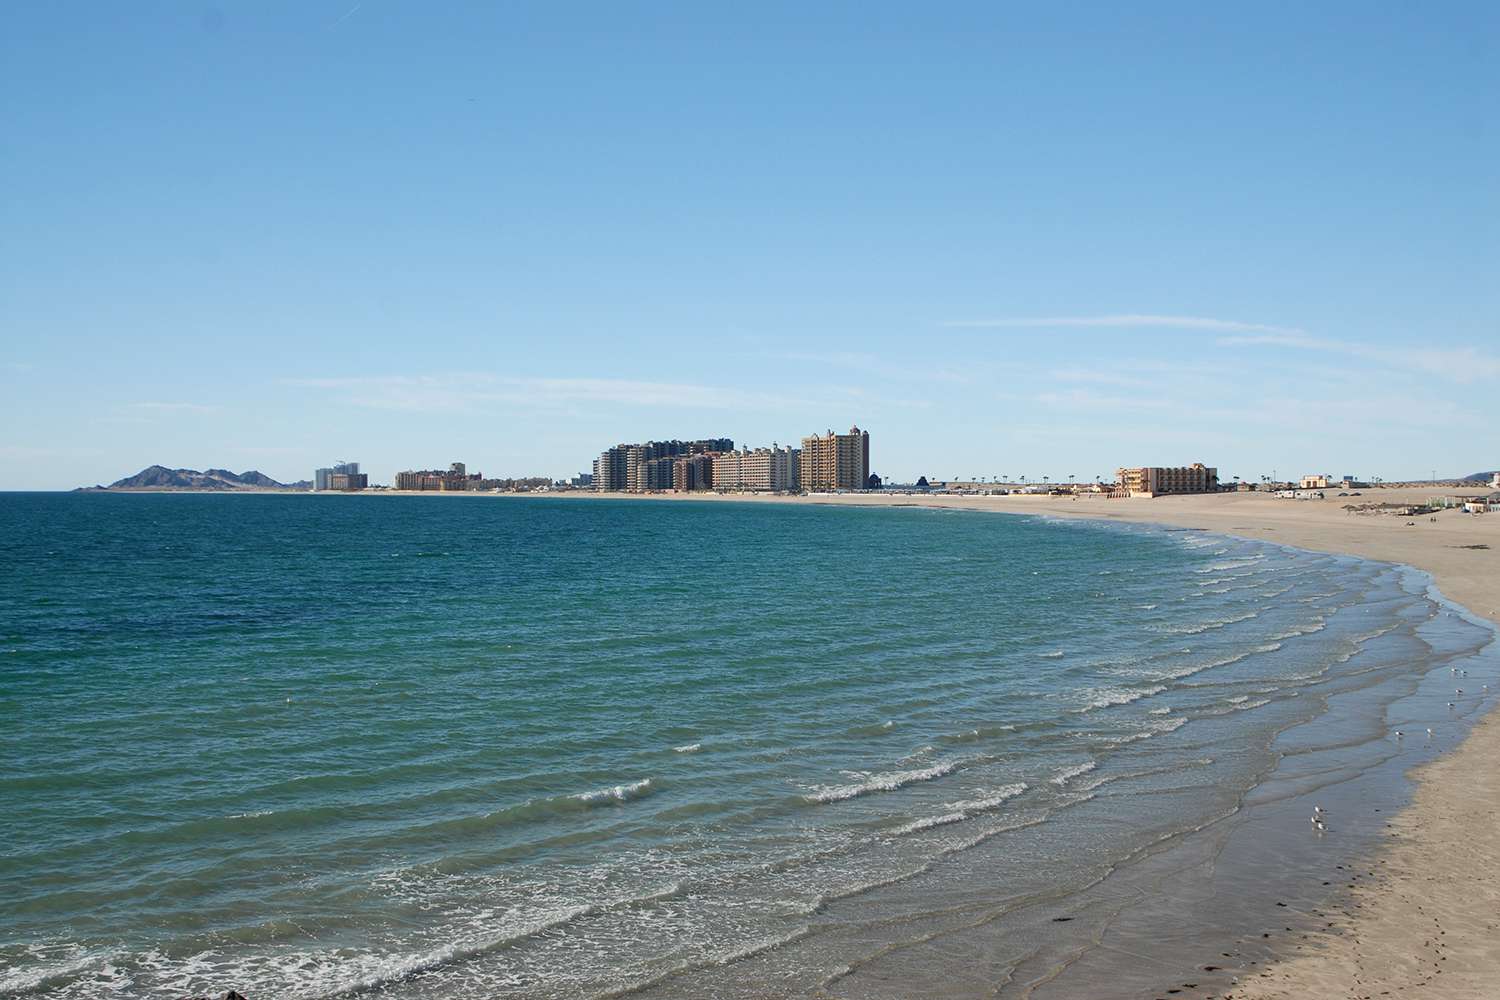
[2,494,1497,998]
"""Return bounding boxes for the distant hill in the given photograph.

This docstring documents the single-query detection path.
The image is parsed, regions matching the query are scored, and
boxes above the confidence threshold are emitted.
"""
[78,466,304,491]
[1461,470,1498,483]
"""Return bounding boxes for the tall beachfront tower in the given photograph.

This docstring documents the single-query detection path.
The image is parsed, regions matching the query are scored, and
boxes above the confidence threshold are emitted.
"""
[800,426,869,492]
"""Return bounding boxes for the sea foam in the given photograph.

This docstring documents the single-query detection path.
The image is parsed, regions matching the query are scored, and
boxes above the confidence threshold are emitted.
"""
[807,760,959,804]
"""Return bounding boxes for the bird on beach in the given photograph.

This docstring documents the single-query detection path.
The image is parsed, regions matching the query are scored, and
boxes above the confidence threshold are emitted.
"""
[1314,805,1326,814]
[1394,730,1405,738]
[1426,728,1434,736]
[1456,689,1464,695]
[1314,819,1327,832]
[1448,702,1455,708]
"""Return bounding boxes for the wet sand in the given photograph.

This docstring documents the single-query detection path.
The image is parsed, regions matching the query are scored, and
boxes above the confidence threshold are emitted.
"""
[553,486,1500,998]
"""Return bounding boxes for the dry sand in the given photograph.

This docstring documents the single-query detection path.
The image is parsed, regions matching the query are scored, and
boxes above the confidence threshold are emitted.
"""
[554,486,1500,998]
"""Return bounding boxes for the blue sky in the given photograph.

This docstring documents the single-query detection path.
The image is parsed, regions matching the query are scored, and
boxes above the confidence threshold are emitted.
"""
[3,2,1495,489]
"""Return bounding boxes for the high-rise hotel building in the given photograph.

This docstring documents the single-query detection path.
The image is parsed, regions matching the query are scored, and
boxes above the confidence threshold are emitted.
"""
[799,426,869,492]
[593,439,733,492]
[672,453,714,492]
[711,446,799,492]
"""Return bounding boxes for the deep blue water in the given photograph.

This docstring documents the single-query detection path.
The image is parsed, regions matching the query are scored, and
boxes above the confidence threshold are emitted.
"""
[1,493,1496,998]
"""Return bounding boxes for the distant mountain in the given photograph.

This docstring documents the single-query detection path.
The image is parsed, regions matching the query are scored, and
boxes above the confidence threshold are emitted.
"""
[1461,470,1498,483]
[78,466,303,491]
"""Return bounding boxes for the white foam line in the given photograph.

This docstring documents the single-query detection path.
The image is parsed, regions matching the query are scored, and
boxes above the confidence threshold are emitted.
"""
[806,760,960,804]
[1050,760,1098,786]
[1073,684,1167,713]
[571,777,654,804]
[890,781,1031,835]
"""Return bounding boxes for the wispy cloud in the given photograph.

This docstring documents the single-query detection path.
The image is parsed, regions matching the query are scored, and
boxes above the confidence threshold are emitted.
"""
[1218,335,1500,382]
[944,314,1305,335]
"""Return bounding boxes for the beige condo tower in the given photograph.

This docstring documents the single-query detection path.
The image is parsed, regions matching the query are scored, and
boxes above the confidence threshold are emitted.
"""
[800,426,870,492]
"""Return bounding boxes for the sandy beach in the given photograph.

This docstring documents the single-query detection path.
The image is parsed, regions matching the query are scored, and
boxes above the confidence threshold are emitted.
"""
[549,486,1500,998]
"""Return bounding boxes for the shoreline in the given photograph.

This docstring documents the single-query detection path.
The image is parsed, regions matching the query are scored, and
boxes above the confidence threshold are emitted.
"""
[58,487,1500,995]
[566,487,1500,997]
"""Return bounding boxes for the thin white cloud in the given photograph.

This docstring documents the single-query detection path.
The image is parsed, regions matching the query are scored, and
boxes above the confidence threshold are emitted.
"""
[944,314,1305,335]
[1218,335,1500,382]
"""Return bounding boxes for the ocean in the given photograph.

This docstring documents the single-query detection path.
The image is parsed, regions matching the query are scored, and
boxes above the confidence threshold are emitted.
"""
[2,493,1496,998]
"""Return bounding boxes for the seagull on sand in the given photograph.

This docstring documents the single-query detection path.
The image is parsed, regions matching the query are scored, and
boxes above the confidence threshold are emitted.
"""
[1394,730,1405,738]
[1314,819,1327,832]
[1426,728,1434,736]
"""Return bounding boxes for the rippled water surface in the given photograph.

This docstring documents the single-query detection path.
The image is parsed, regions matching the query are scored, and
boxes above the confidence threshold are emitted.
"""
[2,493,1496,998]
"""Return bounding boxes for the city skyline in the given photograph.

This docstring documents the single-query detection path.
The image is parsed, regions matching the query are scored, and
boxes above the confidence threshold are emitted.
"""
[4,3,1497,491]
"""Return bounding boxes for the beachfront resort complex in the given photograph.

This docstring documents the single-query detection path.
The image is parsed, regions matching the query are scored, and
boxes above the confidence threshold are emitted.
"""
[589,426,872,494]
[1115,463,1219,497]
[304,448,1482,504]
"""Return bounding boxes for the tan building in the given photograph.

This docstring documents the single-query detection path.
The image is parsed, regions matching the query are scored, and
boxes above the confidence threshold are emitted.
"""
[672,454,714,491]
[712,446,799,492]
[1300,474,1331,489]
[1116,463,1218,496]
[394,463,471,491]
[800,426,869,492]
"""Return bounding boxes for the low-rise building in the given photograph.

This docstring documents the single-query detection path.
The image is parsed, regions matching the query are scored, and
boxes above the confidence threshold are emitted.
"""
[1115,463,1219,497]
[1300,474,1331,489]
[1463,493,1500,513]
